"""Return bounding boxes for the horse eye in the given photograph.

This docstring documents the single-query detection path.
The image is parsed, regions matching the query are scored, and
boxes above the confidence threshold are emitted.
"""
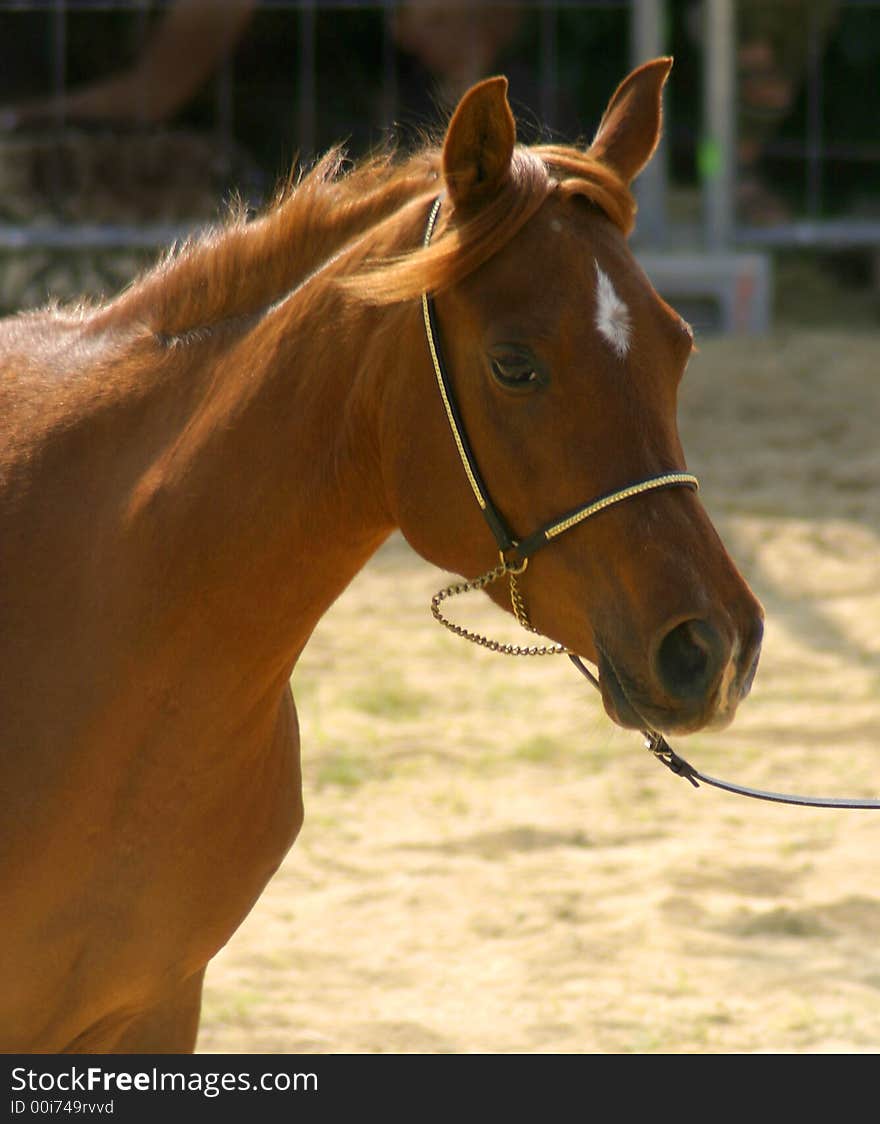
[490,355,542,391]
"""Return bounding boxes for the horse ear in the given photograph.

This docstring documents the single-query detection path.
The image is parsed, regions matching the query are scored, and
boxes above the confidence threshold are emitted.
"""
[587,57,672,184]
[442,76,516,209]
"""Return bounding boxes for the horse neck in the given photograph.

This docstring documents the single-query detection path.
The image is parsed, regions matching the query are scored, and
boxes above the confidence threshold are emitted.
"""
[128,272,417,681]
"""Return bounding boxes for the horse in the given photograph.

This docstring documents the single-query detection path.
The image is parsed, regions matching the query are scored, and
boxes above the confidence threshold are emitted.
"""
[0,58,763,1053]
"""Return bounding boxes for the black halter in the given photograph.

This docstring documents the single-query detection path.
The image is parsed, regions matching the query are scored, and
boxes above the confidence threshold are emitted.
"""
[422,196,880,810]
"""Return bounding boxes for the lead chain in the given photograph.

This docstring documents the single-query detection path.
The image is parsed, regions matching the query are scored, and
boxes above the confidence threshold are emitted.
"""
[431,560,568,657]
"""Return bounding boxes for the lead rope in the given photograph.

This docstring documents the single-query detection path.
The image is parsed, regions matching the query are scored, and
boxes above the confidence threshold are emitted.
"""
[567,654,880,809]
[434,572,880,807]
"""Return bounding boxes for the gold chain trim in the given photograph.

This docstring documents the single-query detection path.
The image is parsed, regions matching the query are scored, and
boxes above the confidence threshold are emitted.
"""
[431,557,568,657]
[542,473,699,542]
[421,291,488,512]
[420,197,488,512]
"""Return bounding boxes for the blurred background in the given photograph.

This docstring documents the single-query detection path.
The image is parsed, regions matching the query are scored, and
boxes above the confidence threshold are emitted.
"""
[0,0,878,333]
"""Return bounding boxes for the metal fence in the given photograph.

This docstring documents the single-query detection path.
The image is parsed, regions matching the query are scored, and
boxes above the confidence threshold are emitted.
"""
[0,1,627,250]
[0,1,878,327]
[704,0,880,251]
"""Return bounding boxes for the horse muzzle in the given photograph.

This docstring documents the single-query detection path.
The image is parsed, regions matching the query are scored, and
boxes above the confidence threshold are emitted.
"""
[597,607,764,735]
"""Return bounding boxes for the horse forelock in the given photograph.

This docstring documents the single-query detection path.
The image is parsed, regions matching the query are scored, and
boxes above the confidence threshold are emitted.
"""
[339,145,636,306]
[112,138,634,337]
[537,146,637,235]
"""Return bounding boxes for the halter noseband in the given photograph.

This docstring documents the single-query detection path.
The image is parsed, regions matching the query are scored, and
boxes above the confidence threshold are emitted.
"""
[420,196,880,810]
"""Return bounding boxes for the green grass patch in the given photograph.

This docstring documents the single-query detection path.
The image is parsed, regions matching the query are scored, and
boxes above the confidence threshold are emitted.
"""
[314,748,376,790]
[347,680,429,719]
[201,989,264,1028]
[514,734,563,764]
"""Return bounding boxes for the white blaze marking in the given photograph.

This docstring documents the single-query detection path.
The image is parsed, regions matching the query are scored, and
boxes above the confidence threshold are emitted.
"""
[594,260,631,358]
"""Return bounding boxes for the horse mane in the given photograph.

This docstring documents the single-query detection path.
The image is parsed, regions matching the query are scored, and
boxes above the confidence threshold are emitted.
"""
[115,136,635,337]
[116,146,437,337]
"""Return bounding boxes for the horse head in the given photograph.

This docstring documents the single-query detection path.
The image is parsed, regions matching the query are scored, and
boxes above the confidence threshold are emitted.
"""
[382,60,763,738]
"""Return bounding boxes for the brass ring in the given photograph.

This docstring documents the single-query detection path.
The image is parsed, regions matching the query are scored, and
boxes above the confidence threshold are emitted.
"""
[500,549,528,575]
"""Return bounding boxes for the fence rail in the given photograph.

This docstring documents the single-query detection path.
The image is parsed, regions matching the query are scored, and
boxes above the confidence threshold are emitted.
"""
[1,0,878,328]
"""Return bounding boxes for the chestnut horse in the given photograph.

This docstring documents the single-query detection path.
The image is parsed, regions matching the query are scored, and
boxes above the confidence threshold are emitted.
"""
[0,60,762,1053]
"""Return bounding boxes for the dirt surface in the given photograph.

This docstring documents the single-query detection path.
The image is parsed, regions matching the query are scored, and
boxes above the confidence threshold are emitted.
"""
[196,325,880,1055]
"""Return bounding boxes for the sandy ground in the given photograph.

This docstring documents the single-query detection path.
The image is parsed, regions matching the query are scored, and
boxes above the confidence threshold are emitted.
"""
[195,324,880,1055]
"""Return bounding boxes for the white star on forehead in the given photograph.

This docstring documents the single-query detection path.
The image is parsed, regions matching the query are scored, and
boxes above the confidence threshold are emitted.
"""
[594,260,631,358]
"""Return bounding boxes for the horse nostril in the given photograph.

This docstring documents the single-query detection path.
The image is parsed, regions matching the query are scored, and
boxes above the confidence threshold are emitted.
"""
[654,619,722,700]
